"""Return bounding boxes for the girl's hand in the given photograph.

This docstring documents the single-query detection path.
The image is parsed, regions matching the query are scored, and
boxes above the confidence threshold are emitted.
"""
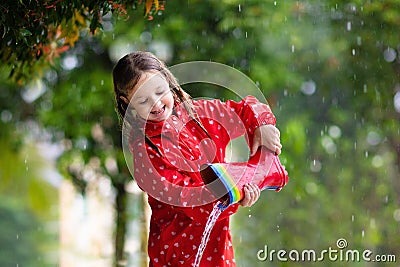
[250,124,282,156]
[239,183,261,207]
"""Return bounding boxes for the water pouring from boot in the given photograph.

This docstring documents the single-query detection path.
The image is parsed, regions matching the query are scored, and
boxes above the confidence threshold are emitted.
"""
[192,147,289,266]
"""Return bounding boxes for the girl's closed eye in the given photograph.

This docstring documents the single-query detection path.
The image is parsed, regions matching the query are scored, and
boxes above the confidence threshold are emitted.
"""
[156,90,166,96]
[139,99,148,105]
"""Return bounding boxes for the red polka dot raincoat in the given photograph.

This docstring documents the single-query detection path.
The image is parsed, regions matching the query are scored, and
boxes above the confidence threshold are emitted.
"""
[130,96,276,267]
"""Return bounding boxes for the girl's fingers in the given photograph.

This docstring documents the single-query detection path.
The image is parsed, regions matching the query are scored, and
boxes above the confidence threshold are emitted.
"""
[251,125,283,156]
[250,183,260,199]
[241,184,253,207]
[241,183,260,207]
[245,184,254,198]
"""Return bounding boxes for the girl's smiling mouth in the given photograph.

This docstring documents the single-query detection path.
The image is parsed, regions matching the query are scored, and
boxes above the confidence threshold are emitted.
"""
[150,105,166,116]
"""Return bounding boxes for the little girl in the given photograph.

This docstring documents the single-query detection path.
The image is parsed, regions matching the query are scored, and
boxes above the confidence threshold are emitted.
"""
[113,51,283,267]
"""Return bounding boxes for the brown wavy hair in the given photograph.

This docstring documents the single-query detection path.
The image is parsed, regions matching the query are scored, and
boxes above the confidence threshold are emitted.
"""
[112,51,195,122]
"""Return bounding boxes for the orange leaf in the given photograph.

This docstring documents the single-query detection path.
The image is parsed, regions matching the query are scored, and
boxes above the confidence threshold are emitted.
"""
[154,0,159,11]
[57,45,70,54]
[145,0,153,16]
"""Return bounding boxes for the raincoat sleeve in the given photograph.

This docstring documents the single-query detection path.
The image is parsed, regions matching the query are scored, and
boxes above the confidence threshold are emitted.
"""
[133,144,238,224]
[225,95,276,126]
[226,95,276,146]
[196,95,276,146]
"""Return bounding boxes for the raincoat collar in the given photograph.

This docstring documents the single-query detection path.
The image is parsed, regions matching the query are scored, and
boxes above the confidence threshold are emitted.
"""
[140,103,189,138]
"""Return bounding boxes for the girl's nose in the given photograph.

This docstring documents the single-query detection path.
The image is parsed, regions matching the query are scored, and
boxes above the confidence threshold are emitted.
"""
[151,98,163,110]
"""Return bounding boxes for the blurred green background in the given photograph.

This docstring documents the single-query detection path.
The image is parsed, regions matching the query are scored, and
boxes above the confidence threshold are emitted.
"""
[1,0,399,266]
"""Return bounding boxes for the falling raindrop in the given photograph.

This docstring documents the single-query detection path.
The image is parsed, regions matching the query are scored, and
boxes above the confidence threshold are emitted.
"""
[361,230,365,238]
[24,156,29,171]
[274,1,277,6]
[394,91,400,113]
[351,215,354,222]
[365,151,368,158]
[383,47,396,62]
[367,131,381,145]
[61,55,79,70]
[321,136,336,154]
[301,80,316,95]
[310,159,322,172]
[232,28,242,39]
[328,125,341,139]
[352,49,356,55]
[346,21,352,31]
[291,45,295,53]
[76,138,89,150]
[238,4,241,12]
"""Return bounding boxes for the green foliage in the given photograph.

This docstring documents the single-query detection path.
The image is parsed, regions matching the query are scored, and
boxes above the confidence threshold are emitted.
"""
[228,1,400,266]
[0,0,163,84]
[37,39,131,191]
[0,139,58,218]
[1,0,399,266]
[0,199,42,267]
[0,138,58,266]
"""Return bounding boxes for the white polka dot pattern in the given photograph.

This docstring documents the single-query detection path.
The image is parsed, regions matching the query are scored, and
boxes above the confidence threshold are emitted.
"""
[130,96,276,267]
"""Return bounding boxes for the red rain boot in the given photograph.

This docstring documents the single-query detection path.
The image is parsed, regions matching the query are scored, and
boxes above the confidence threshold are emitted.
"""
[200,147,289,207]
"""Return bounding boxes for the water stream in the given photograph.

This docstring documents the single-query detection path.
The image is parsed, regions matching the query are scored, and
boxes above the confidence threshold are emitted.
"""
[193,202,225,267]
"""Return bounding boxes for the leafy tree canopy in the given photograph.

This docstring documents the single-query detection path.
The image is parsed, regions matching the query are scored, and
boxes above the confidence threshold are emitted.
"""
[0,0,163,84]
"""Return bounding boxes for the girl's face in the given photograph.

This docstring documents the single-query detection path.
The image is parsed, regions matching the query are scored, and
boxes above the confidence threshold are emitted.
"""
[128,71,174,122]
